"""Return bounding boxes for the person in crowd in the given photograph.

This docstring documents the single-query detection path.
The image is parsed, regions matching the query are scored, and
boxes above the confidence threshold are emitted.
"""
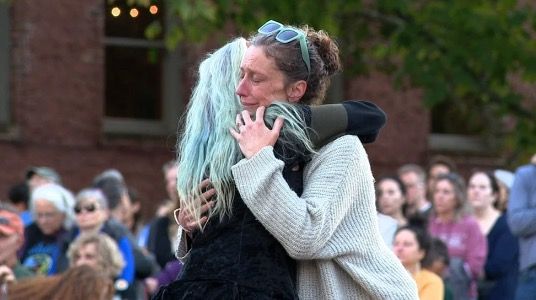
[0,204,34,282]
[25,166,61,192]
[173,19,415,298]
[146,161,181,269]
[393,225,444,299]
[67,232,126,299]
[428,172,486,300]
[422,238,453,300]
[507,158,536,300]
[426,155,456,198]
[67,188,135,292]
[67,232,125,280]
[377,212,398,246]
[92,169,132,226]
[7,182,32,226]
[20,183,74,275]
[143,260,182,297]
[124,187,143,237]
[7,265,114,300]
[398,164,432,220]
[493,169,514,212]
[467,170,518,300]
[376,175,408,227]
[92,170,160,283]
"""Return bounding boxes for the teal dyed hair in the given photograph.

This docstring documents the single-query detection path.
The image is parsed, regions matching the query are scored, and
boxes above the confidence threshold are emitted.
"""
[177,38,315,228]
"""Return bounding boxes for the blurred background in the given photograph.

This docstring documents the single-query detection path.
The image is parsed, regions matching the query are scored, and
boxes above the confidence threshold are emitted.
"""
[0,0,535,220]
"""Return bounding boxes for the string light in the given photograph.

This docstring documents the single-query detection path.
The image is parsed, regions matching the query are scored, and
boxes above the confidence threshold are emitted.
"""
[111,7,121,17]
[130,8,139,18]
[149,5,158,15]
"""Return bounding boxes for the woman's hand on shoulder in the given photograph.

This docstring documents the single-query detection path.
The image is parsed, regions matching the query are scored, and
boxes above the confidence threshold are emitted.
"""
[229,106,284,159]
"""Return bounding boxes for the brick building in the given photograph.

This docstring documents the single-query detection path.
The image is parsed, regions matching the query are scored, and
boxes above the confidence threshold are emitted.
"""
[0,1,501,219]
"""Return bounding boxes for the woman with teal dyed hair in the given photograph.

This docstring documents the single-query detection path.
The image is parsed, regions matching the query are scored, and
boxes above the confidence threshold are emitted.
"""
[154,37,314,299]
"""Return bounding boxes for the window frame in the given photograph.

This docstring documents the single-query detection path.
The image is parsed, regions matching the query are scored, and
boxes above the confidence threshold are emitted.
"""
[103,2,184,136]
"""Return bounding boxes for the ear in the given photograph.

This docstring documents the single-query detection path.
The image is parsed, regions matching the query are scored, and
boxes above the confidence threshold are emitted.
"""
[286,80,307,103]
[417,249,426,261]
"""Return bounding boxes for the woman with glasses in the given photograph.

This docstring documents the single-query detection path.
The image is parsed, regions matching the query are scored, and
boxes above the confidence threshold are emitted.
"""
[170,20,416,299]
[66,188,135,297]
[20,183,74,276]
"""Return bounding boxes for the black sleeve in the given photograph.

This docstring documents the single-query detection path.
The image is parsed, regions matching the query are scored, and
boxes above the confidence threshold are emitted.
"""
[303,100,387,148]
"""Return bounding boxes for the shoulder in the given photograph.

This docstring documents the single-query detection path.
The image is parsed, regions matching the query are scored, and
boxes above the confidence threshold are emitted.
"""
[515,164,536,180]
[314,135,365,160]
[421,270,444,286]
[460,215,479,227]
[24,222,39,234]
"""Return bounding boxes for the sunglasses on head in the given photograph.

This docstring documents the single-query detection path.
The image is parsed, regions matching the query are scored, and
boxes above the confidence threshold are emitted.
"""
[258,20,311,74]
[74,203,97,214]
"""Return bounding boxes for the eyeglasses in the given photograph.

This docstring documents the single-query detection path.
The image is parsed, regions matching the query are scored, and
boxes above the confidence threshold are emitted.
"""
[74,203,98,214]
[258,20,311,74]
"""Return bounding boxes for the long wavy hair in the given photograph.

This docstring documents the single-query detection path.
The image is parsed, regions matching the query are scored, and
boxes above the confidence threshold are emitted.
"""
[8,265,114,300]
[177,38,314,228]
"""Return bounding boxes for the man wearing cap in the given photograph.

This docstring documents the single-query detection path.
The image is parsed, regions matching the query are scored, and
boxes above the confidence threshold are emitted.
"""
[0,204,34,283]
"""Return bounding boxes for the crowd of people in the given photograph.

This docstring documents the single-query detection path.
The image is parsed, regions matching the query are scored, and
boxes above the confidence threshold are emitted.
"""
[1,164,181,299]
[377,155,536,300]
[1,17,535,300]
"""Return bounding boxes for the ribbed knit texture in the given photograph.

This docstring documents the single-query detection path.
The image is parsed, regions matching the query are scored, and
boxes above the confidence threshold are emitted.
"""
[231,135,418,299]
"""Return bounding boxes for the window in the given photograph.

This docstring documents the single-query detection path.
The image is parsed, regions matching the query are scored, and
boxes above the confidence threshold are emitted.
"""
[428,102,489,153]
[103,0,183,136]
[0,2,10,129]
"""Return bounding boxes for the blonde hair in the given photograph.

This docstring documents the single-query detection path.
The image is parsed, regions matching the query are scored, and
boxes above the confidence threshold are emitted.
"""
[8,265,114,300]
[67,233,125,278]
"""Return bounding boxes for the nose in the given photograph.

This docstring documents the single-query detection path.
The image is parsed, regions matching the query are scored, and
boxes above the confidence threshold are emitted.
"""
[236,77,247,98]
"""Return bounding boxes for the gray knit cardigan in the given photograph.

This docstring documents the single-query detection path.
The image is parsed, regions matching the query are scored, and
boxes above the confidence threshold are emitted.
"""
[231,135,418,300]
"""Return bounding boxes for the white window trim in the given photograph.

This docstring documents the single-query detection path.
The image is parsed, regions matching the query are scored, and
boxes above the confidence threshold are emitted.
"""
[103,4,184,136]
[0,2,10,128]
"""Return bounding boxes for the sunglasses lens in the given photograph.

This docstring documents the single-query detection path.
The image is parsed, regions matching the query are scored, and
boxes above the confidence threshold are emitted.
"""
[74,203,97,214]
[86,204,96,213]
[258,21,282,34]
[277,29,299,42]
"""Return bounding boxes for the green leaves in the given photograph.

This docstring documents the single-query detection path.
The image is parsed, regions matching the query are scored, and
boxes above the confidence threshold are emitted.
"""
[141,0,535,164]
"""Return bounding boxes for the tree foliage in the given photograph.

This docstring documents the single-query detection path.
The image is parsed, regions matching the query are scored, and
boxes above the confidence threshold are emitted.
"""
[134,0,536,164]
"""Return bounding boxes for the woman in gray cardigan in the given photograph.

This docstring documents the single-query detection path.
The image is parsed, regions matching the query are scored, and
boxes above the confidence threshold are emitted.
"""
[179,20,417,299]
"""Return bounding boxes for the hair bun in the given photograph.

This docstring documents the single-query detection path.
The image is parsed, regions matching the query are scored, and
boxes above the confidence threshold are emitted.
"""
[303,26,342,76]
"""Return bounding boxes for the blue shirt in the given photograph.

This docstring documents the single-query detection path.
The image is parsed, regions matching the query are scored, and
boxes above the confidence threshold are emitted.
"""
[507,163,536,271]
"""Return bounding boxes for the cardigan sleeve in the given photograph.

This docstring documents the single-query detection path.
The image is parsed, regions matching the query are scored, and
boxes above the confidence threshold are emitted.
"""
[174,228,191,262]
[232,135,373,259]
